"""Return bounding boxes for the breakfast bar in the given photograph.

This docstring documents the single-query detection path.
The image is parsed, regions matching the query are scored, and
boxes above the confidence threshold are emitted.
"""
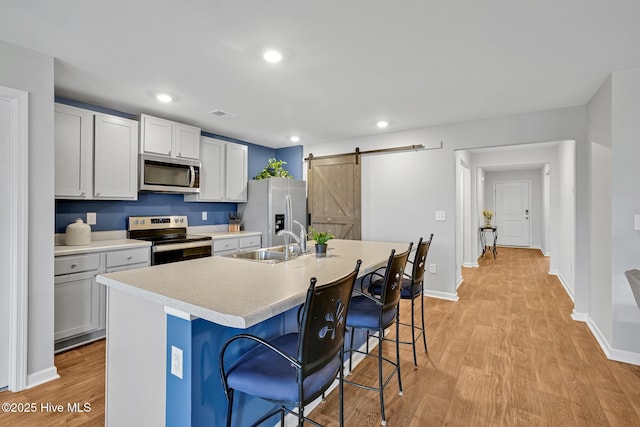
[96,239,408,426]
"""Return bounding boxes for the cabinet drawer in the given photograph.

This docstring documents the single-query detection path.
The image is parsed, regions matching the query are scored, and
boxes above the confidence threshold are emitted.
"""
[213,238,238,253]
[106,247,150,269]
[55,254,100,276]
[239,235,261,249]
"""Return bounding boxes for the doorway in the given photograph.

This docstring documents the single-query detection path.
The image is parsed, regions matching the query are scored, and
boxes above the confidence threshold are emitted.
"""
[0,85,29,392]
[494,181,531,247]
[307,154,361,239]
[455,140,576,296]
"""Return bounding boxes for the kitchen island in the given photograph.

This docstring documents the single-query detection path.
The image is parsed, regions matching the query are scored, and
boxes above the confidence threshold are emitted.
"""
[97,239,408,426]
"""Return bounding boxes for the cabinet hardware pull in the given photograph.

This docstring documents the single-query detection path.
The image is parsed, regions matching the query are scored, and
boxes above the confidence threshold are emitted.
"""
[71,263,78,268]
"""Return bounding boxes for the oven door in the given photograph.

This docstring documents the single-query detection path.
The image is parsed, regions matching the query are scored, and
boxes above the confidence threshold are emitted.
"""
[139,154,200,193]
[151,241,212,265]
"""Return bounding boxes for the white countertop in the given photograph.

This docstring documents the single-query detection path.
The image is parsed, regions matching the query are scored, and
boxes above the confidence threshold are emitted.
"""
[96,239,409,329]
[54,239,151,256]
[199,231,261,240]
[54,230,261,256]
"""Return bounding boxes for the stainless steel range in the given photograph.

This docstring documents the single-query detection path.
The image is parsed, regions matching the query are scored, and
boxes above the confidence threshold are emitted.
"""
[127,215,212,265]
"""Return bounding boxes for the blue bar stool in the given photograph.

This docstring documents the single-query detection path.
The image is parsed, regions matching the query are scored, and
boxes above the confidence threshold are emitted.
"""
[369,235,433,367]
[344,244,412,425]
[220,260,362,427]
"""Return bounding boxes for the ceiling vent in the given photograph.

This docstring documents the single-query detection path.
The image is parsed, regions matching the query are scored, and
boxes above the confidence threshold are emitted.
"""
[208,109,238,120]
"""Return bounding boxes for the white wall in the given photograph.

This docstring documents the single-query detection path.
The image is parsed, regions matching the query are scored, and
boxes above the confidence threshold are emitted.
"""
[556,141,576,295]
[304,106,587,302]
[610,68,640,354]
[0,41,56,386]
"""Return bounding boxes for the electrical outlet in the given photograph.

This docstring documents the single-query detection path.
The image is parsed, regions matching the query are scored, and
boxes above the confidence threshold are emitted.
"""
[202,211,208,221]
[171,346,183,379]
[86,212,96,225]
[435,211,445,221]
[429,263,437,274]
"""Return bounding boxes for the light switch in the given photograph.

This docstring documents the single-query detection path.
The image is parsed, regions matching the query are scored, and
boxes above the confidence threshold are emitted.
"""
[635,214,640,230]
[435,211,446,221]
[202,211,208,221]
[86,212,96,225]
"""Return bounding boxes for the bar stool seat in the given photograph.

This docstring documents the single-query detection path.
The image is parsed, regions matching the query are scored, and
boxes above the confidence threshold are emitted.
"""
[220,260,362,427]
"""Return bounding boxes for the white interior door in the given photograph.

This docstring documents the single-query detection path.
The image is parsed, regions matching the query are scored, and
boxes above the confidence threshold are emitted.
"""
[495,181,531,247]
[0,96,11,390]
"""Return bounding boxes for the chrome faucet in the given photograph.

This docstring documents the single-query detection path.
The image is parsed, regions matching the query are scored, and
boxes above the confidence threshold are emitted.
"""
[277,230,300,260]
[293,220,307,253]
[277,221,307,259]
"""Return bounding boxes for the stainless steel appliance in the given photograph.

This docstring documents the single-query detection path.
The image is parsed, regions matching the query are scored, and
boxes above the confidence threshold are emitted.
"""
[238,178,307,247]
[139,154,200,193]
[127,215,212,265]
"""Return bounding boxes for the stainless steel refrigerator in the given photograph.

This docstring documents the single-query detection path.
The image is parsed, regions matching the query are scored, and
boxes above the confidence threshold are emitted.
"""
[238,178,307,247]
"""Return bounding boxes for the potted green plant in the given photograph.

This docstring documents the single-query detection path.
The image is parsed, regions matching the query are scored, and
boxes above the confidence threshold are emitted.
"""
[254,158,293,180]
[309,227,334,257]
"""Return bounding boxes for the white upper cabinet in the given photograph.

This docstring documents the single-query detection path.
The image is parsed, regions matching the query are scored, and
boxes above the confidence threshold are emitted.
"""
[55,104,93,198]
[55,103,139,200]
[225,142,248,202]
[185,137,247,202]
[140,114,200,160]
[94,114,139,199]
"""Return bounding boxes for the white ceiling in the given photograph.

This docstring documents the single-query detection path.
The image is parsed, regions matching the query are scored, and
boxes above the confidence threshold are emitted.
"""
[1,1,640,148]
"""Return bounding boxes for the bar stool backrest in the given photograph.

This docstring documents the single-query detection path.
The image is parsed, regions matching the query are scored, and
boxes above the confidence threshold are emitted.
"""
[380,244,412,313]
[411,234,433,288]
[299,260,362,377]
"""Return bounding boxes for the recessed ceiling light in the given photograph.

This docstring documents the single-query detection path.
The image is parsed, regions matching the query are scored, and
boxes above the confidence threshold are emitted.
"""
[290,135,300,143]
[156,93,173,103]
[263,50,283,63]
[376,120,389,128]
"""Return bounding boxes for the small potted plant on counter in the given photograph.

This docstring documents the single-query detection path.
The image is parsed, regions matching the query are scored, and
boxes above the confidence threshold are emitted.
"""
[309,227,334,257]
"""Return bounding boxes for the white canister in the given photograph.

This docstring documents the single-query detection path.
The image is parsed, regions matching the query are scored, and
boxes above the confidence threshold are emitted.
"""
[66,218,91,246]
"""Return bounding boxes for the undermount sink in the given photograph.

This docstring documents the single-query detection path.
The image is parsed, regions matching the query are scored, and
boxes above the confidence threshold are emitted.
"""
[226,245,309,263]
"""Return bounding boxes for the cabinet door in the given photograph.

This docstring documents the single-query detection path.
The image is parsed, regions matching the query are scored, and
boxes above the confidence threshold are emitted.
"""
[184,136,224,202]
[55,104,93,198]
[225,142,248,202]
[54,270,101,341]
[173,123,200,159]
[141,114,172,156]
[94,114,139,199]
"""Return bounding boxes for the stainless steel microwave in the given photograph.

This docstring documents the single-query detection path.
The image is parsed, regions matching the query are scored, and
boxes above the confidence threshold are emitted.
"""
[139,154,200,193]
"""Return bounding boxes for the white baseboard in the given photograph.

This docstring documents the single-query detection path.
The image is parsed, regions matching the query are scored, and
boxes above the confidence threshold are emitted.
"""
[456,275,464,290]
[27,366,59,389]
[585,316,640,366]
[571,310,588,322]
[549,269,575,302]
[462,262,478,268]
[423,289,459,302]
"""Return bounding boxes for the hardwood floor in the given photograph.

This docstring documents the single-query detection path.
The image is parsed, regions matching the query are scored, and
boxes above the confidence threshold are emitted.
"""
[311,248,640,426]
[0,339,105,426]
[1,248,639,426]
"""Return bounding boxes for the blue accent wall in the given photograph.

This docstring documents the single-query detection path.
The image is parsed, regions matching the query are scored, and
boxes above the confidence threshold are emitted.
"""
[276,145,304,180]
[54,98,303,233]
[55,193,237,233]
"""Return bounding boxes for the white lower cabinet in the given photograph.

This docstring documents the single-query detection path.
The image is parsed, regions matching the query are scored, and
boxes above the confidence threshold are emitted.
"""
[54,247,150,352]
[212,234,261,256]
